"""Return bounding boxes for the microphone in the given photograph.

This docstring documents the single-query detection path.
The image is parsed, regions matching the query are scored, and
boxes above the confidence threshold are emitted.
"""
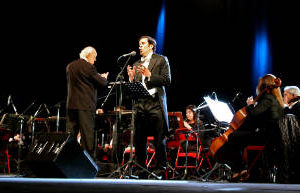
[193,104,208,111]
[232,92,241,103]
[121,51,136,58]
[7,95,11,106]
[44,104,51,115]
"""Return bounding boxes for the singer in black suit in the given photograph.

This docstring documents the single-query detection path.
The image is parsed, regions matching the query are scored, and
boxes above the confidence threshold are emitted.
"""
[127,36,171,178]
[66,46,108,160]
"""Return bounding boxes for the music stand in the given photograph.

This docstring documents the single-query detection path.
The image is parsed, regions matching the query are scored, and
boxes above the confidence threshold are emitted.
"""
[123,82,151,99]
[198,96,234,181]
[203,96,234,125]
[108,82,161,179]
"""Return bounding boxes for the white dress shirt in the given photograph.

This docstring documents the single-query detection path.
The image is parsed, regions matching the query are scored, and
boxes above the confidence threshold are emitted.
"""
[140,52,157,96]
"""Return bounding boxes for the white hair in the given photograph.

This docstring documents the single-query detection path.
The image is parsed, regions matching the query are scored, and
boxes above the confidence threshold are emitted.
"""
[79,46,96,60]
[284,86,300,96]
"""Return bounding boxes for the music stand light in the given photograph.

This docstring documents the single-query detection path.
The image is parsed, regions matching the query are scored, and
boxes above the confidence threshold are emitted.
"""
[203,96,234,124]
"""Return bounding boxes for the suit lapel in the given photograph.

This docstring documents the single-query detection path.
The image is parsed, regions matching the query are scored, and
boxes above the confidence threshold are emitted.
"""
[148,54,157,72]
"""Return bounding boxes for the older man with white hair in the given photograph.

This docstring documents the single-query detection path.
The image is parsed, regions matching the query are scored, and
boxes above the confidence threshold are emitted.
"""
[283,85,300,121]
[66,46,109,160]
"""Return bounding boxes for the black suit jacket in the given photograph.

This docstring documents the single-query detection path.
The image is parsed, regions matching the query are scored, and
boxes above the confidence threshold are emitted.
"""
[284,101,300,123]
[133,53,171,131]
[66,59,108,111]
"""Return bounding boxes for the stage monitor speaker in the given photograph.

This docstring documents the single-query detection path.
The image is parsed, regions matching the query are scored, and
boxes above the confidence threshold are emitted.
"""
[25,133,98,178]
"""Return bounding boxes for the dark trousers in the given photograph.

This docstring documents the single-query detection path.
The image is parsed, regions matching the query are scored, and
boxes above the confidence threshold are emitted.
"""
[66,109,96,159]
[134,95,167,170]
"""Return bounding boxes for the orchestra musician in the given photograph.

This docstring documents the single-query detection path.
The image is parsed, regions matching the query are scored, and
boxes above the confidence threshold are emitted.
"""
[281,86,300,183]
[182,105,205,149]
[283,86,300,122]
[215,74,284,182]
[183,105,200,130]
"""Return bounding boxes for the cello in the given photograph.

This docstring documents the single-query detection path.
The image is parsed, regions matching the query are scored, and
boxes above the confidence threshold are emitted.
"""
[208,78,282,157]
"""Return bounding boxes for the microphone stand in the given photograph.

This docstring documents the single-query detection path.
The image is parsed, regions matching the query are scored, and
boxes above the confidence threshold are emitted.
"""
[193,101,209,178]
[100,55,132,169]
[101,55,132,109]
[21,101,35,116]
[9,97,18,115]
[195,110,201,175]
[56,102,60,133]
[98,92,116,101]
[31,104,43,143]
[18,100,35,145]
[7,97,23,175]
[15,101,35,176]
[16,117,24,176]
[182,131,191,180]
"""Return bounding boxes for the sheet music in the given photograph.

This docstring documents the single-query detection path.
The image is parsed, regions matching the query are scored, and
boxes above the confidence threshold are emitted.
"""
[204,96,234,123]
[123,82,151,98]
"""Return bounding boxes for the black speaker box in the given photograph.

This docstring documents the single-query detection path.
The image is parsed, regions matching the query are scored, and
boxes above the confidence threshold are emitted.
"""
[25,133,98,178]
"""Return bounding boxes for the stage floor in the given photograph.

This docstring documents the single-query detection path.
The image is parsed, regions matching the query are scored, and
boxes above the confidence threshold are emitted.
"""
[1,176,300,193]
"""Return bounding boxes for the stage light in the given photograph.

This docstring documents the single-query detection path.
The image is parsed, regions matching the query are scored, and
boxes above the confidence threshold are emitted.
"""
[155,0,166,54]
[252,25,273,92]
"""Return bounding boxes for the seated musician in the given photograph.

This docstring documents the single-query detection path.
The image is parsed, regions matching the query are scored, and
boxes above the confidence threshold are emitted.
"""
[283,86,300,121]
[183,105,200,131]
[216,74,284,181]
[181,105,204,151]
[184,105,213,148]
[281,86,300,183]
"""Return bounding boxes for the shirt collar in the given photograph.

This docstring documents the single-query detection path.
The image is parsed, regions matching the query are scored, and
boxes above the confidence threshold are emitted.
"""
[141,52,153,62]
[80,57,93,65]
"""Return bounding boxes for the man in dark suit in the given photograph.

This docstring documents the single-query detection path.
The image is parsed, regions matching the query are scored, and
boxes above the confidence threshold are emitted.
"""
[66,46,108,160]
[281,85,300,183]
[127,36,171,179]
[283,86,300,122]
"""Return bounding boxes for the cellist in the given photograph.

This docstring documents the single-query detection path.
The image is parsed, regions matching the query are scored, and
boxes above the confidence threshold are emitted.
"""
[215,74,284,181]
